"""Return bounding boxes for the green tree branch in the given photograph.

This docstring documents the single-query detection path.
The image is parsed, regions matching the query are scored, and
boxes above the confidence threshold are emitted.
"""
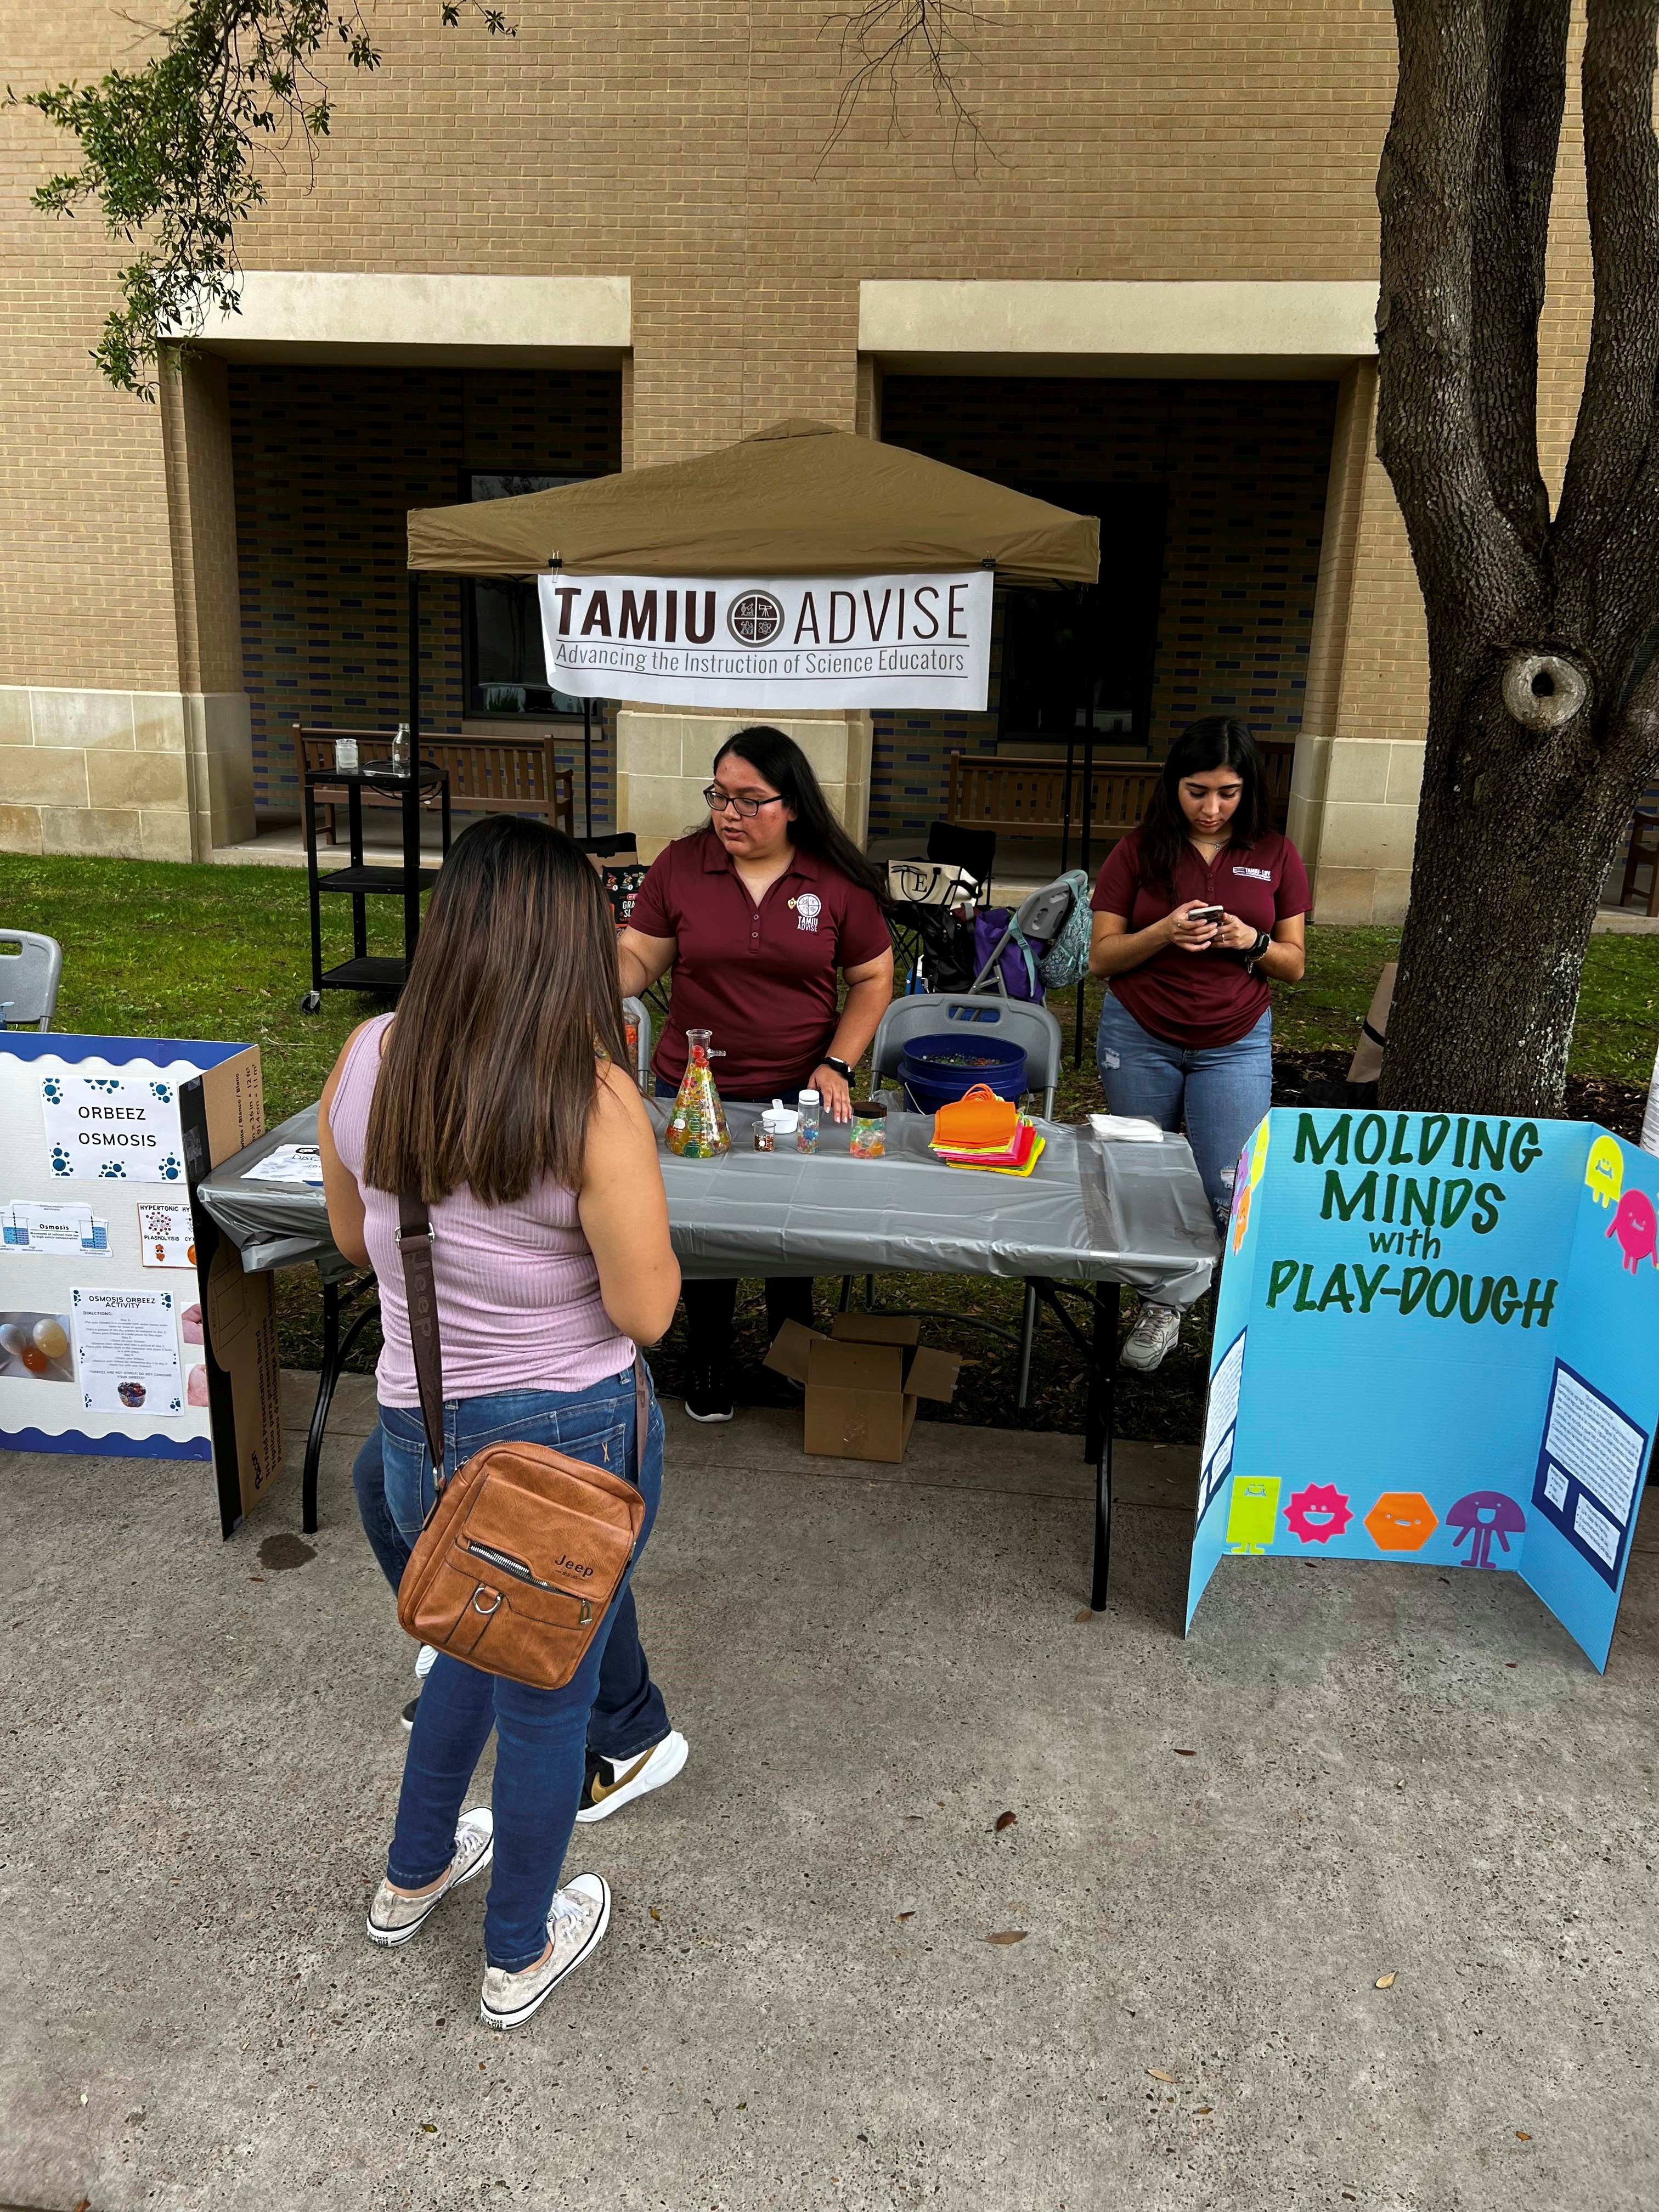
[9,0,510,399]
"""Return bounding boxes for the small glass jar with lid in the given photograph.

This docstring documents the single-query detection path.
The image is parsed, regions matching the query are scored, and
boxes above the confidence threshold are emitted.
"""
[849,1098,888,1159]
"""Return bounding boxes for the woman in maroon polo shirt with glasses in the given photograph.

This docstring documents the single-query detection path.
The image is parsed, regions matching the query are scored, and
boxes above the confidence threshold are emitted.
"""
[618,726,894,1422]
[1089,716,1308,1374]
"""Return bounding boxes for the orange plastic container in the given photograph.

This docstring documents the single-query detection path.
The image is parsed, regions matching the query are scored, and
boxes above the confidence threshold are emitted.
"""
[930,1082,1020,1153]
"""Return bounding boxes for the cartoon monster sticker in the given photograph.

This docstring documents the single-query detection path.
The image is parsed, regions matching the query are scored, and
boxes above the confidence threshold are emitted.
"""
[1284,1483,1354,1545]
[1447,1491,1526,1570]
[1226,1475,1281,1554]
[1584,1133,1624,1211]
[1607,1189,1659,1274]
[1364,1492,1439,1552]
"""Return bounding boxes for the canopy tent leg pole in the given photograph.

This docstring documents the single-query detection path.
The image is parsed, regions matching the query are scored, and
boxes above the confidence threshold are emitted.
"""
[1074,729,1095,1068]
[407,573,421,748]
[583,700,594,838]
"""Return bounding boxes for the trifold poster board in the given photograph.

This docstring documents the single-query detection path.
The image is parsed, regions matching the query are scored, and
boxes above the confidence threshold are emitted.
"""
[1189,1109,1659,1671]
[0,1035,281,1536]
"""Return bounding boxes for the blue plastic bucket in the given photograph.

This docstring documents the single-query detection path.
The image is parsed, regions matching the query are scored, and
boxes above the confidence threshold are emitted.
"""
[896,1032,1028,1115]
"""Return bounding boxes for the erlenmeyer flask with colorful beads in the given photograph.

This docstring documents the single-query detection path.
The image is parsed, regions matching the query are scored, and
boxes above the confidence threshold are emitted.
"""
[664,1028,730,1158]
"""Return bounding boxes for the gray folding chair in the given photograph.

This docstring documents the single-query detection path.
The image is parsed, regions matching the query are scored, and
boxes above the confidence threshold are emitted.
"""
[872,992,1063,1119]
[623,995,653,1092]
[970,878,1076,1000]
[862,991,1066,1407]
[0,930,63,1030]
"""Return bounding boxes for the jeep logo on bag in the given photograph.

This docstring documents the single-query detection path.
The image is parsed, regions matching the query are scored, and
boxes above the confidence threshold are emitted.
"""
[555,1553,594,1579]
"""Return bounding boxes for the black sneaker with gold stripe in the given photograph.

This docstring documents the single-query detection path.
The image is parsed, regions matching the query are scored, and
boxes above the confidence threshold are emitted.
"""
[574,1730,690,1825]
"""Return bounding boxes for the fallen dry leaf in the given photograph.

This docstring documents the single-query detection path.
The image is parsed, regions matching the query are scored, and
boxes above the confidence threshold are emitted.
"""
[1516,2130,1532,2141]
[1375,1972,1396,1989]
[995,1810,1018,1833]
[1194,2106,1212,2115]
[649,1906,661,1921]
[1074,1608,1093,1623]
[985,1930,1028,1945]
[896,1910,914,1921]
[1172,1748,1197,1758]
[1146,2069,1179,2083]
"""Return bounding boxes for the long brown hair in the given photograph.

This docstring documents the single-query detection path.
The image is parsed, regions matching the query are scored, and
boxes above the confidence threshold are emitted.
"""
[364,816,628,1205]
[713,726,889,903]
[1138,716,1269,895]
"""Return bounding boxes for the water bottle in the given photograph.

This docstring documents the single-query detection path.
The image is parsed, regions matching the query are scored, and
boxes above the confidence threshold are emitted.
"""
[797,1088,821,1154]
[390,721,411,777]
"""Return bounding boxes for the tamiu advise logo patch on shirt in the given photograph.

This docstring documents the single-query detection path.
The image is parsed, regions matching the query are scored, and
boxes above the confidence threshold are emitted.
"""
[792,893,823,933]
[1232,865,1273,881]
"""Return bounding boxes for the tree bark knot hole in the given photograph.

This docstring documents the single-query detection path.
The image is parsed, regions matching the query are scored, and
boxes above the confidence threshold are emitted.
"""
[1502,653,1587,732]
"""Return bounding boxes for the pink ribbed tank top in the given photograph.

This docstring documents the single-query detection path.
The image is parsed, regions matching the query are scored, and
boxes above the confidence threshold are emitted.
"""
[327,1015,634,1407]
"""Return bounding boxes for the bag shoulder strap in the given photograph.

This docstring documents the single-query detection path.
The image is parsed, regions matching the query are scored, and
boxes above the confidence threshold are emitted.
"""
[396,1183,650,1491]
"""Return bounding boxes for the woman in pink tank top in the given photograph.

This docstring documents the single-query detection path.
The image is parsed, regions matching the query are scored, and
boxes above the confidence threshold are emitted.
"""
[319,816,681,2030]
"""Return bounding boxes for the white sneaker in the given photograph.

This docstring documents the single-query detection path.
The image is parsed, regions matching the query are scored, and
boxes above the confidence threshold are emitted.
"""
[575,1729,690,1825]
[1120,1301,1182,1372]
[479,1875,611,2031]
[366,1808,494,1947]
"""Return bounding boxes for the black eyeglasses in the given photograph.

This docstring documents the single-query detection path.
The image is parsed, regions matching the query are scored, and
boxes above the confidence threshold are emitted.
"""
[704,784,785,820]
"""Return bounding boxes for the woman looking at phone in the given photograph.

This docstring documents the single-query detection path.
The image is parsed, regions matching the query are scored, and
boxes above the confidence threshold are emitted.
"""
[1088,716,1308,1372]
[617,725,893,1424]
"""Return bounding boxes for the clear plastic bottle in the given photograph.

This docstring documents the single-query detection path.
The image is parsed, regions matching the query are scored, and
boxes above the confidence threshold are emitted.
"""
[390,721,411,777]
[797,1088,821,1154]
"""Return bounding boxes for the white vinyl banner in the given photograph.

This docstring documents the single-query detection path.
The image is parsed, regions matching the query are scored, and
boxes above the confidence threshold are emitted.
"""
[537,570,994,710]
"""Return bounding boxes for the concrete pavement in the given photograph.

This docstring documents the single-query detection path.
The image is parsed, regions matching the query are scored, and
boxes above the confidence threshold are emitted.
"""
[2,1370,1656,2211]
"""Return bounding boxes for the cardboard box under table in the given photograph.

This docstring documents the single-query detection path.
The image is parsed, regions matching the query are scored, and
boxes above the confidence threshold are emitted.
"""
[765,1313,962,1462]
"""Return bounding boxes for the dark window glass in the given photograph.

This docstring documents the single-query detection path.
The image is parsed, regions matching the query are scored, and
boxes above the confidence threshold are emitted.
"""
[462,473,589,715]
[997,482,1168,749]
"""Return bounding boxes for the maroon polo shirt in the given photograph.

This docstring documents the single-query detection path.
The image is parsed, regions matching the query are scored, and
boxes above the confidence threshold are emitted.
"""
[628,828,891,1097]
[1091,827,1310,1049]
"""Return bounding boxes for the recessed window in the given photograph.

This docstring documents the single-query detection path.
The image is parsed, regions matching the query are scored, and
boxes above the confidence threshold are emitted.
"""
[461,472,590,715]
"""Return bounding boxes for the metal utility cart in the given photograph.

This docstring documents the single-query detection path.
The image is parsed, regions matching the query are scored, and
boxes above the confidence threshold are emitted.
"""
[300,760,450,1013]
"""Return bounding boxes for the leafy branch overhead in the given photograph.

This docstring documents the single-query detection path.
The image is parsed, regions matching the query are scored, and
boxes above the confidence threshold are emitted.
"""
[10,0,510,399]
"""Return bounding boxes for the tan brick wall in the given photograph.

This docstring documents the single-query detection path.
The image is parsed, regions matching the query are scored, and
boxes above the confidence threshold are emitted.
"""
[1,1,1599,876]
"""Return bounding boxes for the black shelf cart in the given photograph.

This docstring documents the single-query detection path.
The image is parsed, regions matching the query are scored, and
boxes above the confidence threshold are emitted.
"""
[300,761,451,1013]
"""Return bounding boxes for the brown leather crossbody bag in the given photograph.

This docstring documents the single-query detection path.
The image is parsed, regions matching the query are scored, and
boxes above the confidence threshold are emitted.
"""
[393,1187,647,1691]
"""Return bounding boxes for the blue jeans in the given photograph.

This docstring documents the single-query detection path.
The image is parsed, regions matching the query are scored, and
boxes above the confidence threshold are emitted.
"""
[1096,992,1273,1237]
[352,1426,668,1765]
[379,1368,665,1971]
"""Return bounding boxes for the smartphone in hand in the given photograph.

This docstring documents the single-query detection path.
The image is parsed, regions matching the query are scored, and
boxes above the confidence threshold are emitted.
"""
[1188,905,1224,924]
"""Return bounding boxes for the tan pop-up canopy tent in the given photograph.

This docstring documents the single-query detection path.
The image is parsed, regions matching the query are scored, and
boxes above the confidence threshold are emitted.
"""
[407,417,1100,584]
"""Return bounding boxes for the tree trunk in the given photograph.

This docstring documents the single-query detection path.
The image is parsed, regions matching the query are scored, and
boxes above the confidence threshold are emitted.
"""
[1375,0,1659,1118]
[1381,667,1657,1115]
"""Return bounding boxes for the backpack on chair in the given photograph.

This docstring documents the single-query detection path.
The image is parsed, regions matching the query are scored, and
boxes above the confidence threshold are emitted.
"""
[1035,871,1094,991]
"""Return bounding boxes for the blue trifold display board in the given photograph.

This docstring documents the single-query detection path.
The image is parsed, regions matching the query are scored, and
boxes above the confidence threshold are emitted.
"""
[1188,1109,1658,1671]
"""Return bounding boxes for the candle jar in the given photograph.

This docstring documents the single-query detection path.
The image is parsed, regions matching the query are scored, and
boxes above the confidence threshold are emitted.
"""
[849,1099,888,1159]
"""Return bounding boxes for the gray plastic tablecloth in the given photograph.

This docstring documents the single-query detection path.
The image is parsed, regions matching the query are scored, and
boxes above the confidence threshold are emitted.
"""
[197,1098,1218,1304]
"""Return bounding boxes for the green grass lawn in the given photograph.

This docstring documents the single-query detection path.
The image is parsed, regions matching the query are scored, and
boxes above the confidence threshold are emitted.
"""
[5,853,1657,1442]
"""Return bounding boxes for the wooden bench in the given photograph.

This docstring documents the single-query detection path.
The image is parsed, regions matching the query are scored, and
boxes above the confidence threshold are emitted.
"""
[945,741,1295,844]
[292,726,575,845]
